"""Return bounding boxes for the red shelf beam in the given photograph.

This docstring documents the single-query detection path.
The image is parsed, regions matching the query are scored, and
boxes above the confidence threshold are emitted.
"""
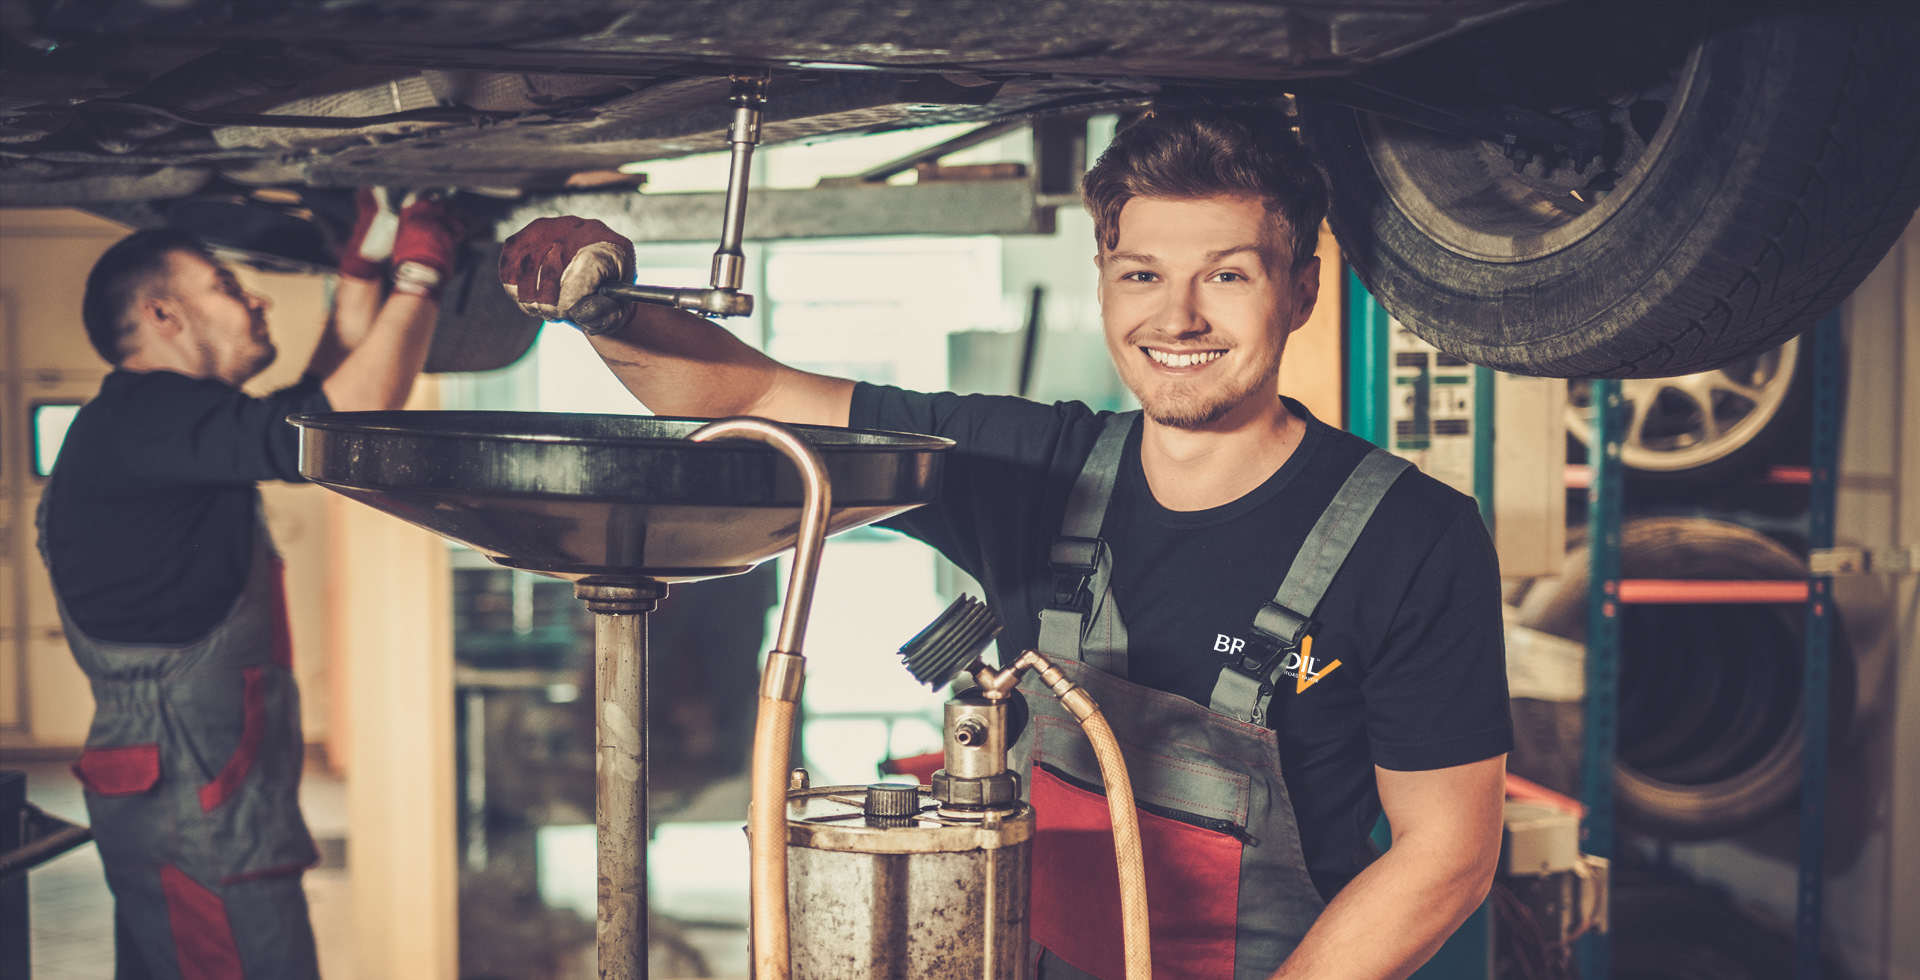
[1616,579,1810,604]
[1565,464,1812,488]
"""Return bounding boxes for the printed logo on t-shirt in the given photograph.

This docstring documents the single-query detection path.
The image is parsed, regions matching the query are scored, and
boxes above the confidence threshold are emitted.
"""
[1214,633,1343,693]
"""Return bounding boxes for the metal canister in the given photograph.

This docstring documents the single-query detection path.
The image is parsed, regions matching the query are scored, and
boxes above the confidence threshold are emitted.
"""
[786,783,1032,979]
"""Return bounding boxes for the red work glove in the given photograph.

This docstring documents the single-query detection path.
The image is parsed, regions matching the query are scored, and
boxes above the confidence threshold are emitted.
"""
[499,216,636,334]
[390,191,462,301]
[337,187,396,281]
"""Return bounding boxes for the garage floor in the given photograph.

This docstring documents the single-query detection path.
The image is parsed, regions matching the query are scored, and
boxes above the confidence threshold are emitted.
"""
[17,760,354,980]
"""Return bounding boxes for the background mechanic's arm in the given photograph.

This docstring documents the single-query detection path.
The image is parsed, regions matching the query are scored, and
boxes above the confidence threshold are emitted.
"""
[1269,756,1506,980]
[317,192,458,411]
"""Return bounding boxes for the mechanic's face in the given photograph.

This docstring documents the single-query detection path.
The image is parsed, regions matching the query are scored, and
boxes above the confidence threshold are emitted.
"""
[1098,194,1318,431]
[160,250,276,383]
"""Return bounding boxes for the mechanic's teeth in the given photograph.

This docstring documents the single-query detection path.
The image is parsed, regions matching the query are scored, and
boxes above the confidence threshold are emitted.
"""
[1147,349,1223,368]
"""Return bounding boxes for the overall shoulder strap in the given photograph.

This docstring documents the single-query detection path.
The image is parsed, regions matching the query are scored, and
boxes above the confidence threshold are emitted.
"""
[1036,411,1136,672]
[1210,448,1413,724]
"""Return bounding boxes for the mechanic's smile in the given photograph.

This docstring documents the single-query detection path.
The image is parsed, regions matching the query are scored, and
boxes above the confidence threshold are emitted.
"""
[1144,347,1226,369]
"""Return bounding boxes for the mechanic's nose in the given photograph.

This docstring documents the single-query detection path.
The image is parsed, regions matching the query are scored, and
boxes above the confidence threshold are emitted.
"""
[247,290,270,313]
[1152,283,1205,336]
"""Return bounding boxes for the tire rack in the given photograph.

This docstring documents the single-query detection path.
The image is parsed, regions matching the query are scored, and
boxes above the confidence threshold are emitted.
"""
[1573,310,1842,980]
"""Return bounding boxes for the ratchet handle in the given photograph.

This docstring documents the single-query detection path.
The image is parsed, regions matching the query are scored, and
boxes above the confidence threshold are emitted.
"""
[598,282,754,318]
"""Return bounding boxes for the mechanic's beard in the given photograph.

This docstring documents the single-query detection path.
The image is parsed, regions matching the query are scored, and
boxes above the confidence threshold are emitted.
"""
[202,337,277,383]
[1130,371,1266,430]
[242,339,278,379]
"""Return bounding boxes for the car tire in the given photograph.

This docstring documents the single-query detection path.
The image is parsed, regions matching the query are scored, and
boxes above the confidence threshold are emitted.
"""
[1513,517,1853,839]
[1298,3,1920,378]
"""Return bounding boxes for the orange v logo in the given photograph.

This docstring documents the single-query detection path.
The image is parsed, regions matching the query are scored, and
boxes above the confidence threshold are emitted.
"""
[1294,635,1342,694]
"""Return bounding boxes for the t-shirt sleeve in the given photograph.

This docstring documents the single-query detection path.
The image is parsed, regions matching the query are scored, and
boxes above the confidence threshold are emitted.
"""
[115,373,334,487]
[849,382,1097,587]
[1363,500,1512,771]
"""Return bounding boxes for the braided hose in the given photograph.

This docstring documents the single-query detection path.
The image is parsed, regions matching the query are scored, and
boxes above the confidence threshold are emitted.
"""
[1077,702,1153,980]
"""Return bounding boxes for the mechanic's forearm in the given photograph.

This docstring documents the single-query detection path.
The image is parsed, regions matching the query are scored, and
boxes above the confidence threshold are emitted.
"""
[587,304,853,426]
[320,291,438,411]
[307,274,383,378]
[1269,834,1496,980]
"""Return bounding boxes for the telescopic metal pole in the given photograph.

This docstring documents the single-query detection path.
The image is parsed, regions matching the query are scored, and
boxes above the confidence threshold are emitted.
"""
[576,579,668,980]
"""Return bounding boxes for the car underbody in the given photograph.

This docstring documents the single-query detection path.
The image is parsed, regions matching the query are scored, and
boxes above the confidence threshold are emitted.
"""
[4,1,1918,380]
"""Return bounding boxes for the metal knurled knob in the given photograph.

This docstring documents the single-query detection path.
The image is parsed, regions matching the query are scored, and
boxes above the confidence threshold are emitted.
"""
[865,783,920,818]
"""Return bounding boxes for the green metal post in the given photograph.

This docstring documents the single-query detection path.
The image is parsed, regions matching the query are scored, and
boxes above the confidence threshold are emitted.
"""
[1345,268,1391,446]
[1473,364,1496,529]
[1576,379,1625,979]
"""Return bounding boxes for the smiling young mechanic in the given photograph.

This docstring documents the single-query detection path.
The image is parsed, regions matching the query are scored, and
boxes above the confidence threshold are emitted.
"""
[39,191,455,980]
[501,107,1510,980]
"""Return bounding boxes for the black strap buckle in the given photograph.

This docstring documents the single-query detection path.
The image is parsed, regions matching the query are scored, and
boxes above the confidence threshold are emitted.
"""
[1048,536,1103,611]
[1252,601,1313,650]
[1226,619,1317,686]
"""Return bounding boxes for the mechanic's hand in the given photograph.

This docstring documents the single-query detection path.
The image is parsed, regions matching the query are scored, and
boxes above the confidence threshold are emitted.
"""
[337,187,397,281]
[390,191,462,301]
[499,216,636,335]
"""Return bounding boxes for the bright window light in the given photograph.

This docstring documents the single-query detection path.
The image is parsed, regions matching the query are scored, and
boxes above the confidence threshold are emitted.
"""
[31,403,81,477]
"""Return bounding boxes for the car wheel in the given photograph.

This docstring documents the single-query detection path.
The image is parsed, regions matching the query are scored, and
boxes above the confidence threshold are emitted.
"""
[1565,337,1808,490]
[1298,3,1920,378]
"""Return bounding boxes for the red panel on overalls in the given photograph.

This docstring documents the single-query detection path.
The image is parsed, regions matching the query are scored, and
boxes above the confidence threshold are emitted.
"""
[159,865,245,980]
[1030,766,1241,980]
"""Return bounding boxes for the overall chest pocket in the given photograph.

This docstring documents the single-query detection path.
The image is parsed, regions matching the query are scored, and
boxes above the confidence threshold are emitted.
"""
[1029,717,1253,980]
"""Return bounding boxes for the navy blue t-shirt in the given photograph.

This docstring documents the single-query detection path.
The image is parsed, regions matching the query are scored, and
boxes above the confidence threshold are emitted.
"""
[850,383,1510,899]
[41,369,331,644]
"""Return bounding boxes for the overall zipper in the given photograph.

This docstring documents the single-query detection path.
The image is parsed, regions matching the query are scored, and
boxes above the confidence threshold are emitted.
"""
[1039,761,1260,846]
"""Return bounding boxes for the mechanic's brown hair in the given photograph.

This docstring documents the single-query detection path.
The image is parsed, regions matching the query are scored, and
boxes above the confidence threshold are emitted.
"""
[81,229,212,365]
[1084,107,1327,268]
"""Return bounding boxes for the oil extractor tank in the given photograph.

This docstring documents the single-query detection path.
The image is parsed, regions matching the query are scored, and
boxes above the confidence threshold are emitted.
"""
[785,782,1032,979]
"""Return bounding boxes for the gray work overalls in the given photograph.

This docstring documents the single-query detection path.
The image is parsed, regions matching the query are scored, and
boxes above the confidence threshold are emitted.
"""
[39,490,320,980]
[1008,412,1411,980]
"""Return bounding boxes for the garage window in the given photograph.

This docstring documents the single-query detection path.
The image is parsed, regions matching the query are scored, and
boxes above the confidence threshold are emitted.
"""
[29,402,81,478]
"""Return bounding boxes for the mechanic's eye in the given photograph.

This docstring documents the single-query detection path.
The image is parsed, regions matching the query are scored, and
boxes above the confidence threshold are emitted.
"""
[1119,270,1158,283]
[1210,270,1249,283]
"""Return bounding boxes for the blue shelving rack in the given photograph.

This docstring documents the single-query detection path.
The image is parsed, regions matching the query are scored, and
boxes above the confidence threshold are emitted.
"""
[1575,311,1843,980]
[1349,268,1844,979]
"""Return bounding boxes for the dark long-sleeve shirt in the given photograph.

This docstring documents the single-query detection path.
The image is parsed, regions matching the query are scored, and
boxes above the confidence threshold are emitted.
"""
[41,369,331,643]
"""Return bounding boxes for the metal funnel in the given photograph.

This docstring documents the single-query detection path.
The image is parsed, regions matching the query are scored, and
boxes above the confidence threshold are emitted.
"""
[291,410,950,980]
[289,410,949,582]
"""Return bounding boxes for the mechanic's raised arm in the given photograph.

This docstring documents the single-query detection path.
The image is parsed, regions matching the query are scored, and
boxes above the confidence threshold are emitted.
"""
[499,217,853,427]
[313,190,456,411]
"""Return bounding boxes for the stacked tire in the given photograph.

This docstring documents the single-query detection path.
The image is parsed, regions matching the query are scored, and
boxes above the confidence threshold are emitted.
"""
[1508,518,1852,839]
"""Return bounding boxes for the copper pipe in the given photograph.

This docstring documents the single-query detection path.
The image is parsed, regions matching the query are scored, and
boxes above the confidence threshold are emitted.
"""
[690,417,831,655]
[688,417,832,980]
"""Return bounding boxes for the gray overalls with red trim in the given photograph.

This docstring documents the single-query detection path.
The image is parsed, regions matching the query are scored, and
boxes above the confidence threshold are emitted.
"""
[1009,412,1411,980]
[38,493,320,980]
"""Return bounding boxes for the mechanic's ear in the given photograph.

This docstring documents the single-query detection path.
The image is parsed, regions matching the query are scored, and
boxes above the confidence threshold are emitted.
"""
[135,294,184,338]
[1289,254,1321,330]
